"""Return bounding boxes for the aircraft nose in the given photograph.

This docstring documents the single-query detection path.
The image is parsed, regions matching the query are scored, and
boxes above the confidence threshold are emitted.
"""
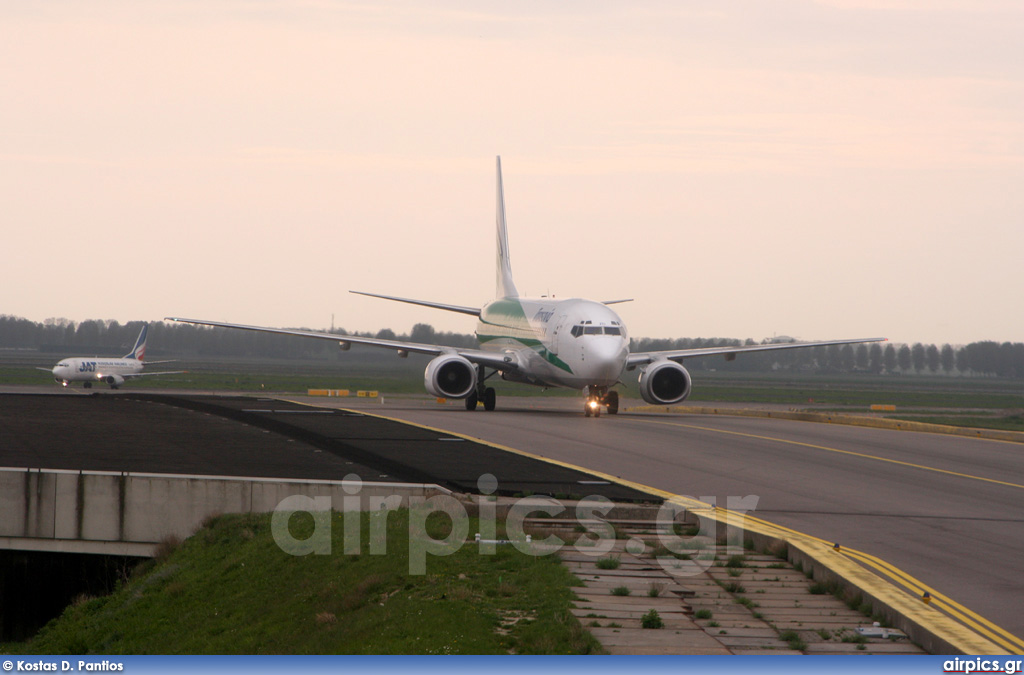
[581,337,628,381]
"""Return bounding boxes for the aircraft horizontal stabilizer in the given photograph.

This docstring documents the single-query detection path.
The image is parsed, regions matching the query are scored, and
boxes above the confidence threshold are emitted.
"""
[349,291,480,316]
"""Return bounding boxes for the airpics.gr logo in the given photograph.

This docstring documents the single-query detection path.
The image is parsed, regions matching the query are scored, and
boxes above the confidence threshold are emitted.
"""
[268,472,760,576]
[944,658,1024,674]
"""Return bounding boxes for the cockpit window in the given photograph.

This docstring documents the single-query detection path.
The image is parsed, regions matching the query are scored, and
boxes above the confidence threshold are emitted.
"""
[571,324,623,337]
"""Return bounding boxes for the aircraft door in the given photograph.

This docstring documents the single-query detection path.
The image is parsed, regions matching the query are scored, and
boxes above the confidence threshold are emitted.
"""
[550,314,568,355]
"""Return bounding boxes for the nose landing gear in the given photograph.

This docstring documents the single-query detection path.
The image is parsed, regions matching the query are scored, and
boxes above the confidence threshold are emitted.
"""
[583,387,619,417]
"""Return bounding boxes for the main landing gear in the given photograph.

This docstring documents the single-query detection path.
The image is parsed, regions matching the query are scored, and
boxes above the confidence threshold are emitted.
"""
[465,365,497,412]
[583,387,619,417]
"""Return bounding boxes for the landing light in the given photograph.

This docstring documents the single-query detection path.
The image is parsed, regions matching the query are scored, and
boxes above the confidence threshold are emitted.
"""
[587,400,599,409]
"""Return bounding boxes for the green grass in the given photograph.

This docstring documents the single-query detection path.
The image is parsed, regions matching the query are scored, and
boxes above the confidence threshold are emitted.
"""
[3,511,602,655]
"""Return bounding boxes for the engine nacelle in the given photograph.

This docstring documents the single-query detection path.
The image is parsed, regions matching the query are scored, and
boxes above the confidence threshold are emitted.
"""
[424,354,477,399]
[104,374,125,388]
[637,360,692,405]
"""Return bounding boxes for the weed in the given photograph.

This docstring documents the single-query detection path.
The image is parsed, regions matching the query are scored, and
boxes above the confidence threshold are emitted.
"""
[707,621,720,627]
[725,555,748,568]
[595,556,621,570]
[647,583,664,598]
[724,582,746,594]
[152,535,181,564]
[779,629,806,652]
[694,609,713,620]
[640,609,664,629]
[610,586,631,597]
[727,568,743,577]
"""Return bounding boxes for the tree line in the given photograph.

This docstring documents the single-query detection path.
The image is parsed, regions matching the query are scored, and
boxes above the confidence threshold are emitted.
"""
[2,315,1022,378]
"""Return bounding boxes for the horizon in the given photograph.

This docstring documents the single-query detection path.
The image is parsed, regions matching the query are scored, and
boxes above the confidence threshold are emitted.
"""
[3,313,1015,350]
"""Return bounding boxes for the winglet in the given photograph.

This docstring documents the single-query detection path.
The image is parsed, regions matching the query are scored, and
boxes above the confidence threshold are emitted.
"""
[124,323,148,360]
[496,156,520,299]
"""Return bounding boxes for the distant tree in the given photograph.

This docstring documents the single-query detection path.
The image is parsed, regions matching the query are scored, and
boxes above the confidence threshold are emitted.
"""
[824,344,843,372]
[869,343,884,374]
[855,344,869,371]
[897,344,912,372]
[926,344,940,373]
[963,341,1000,376]
[911,343,926,372]
[883,344,897,373]
[410,323,437,344]
[375,328,397,340]
[941,344,956,373]
[75,320,103,347]
[840,344,855,371]
[1000,342,1024,378]
[956,346,970,373]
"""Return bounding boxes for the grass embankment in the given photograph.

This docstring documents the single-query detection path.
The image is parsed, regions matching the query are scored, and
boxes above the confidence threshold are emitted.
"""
[4,511,600,655]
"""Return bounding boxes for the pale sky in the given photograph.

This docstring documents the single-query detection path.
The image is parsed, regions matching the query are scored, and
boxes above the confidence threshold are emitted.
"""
[2,1,1021,346]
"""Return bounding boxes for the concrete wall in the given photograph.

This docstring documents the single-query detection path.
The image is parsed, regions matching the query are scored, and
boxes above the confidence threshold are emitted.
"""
[0,467,448,557]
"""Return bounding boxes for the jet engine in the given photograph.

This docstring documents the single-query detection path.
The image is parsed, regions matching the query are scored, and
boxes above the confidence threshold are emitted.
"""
[104,374,125,388]
[637,360,692,405]
[424,354,476,399]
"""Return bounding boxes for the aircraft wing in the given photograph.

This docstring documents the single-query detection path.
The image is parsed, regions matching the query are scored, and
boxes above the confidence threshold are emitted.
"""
[163,317,518,372]
[35,367,54,372]
[125,370,188,378]
[627,337,887,367]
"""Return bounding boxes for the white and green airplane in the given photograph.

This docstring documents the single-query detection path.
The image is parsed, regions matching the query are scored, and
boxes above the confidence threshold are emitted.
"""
[168,157,884,416]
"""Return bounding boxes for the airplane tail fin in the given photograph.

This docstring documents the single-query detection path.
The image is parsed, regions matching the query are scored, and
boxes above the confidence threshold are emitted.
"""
[495,156,520,299]
[125,324,148,361]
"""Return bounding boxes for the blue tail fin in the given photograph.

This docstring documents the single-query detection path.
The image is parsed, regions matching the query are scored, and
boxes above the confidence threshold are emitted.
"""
[124,324,148,360]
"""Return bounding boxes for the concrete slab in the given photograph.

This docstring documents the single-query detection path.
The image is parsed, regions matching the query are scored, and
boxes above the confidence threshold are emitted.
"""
[804,641,925,654]
[589,627,731,655]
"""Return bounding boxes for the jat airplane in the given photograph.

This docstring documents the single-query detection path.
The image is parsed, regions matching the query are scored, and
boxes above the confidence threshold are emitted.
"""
[41,324,183,389]
[168,157,885,416]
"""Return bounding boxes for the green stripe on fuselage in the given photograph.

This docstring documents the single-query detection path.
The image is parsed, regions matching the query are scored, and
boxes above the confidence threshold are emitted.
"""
[477,298,573,374]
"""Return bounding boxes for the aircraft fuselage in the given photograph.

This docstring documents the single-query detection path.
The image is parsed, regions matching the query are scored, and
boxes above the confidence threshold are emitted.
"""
[477,297,628,390]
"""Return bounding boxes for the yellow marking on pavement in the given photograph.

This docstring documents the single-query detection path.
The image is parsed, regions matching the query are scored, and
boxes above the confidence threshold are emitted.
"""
[277,397,1019,653]
[732,509,1024,654]
[641,418,1024,490]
